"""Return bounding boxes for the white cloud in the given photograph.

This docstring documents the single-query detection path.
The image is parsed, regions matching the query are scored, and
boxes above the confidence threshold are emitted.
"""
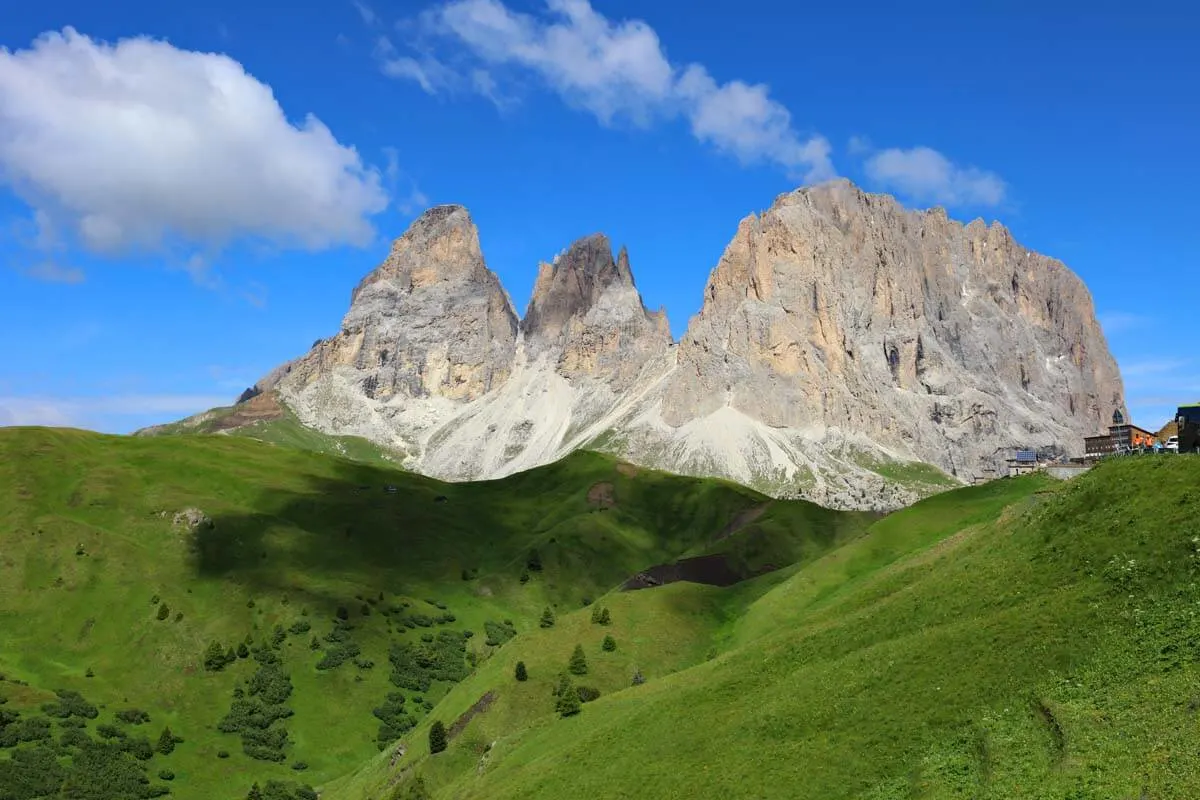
[0,393,231,429]
[864,146,1005,208]
[22,262,84,284]
[0,28,390,256]
[400,0,832,181]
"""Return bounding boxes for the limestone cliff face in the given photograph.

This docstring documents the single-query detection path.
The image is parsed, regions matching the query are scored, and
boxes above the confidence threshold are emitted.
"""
[522,234,672,387]
[260,205,518,404]
[238,181,1125,510]
[660,179,1123,478]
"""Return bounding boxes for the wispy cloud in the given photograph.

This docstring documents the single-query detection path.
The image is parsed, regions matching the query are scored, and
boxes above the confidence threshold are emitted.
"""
[0,393,232,429]
[378,0,834,182]
[863,146,1006,208]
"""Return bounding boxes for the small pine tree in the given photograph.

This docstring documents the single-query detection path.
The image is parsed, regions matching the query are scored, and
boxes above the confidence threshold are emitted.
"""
[631,668,645,686]
[224,647,237,666]
[514,661,527,682]
[247,783,263,800]
[428,720,447,754]
[539,607,555,628]
[527,549,543,572]
[310,636,320,651]
[602,635,616,652]
[336,606,349,621]
[598,607,611,626]
[568,644,588,675]
[237,642,250,659]
[203,641,226,672]
[590,604,603,624]
[156,727,176,755]
[85,668,94,678]
[156,603,170,621]
[555,681,582,717]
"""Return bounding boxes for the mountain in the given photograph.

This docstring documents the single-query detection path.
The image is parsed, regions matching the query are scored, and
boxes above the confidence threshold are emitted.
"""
[230,180,1122,510]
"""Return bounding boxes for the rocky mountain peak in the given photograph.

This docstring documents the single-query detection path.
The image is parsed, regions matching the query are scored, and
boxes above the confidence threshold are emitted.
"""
[518,233,671,386]
[257,203,519,405]
[522,233,637,342]
[350,204,489,305]
[245,181,1124,512]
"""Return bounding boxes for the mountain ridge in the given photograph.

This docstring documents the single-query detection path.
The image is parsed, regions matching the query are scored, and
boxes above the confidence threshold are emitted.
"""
[203,180,1123,510]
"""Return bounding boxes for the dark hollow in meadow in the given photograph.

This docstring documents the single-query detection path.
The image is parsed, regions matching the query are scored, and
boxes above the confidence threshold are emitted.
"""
[621,554,775,590]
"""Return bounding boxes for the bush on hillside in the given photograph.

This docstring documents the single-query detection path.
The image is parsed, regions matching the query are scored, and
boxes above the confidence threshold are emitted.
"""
[568,645,588,675]
[539,608,555,628]
[156,726,182,755]
[602,635,616,652]
[555,682,582,717]
[203,641,236,672]
[42,690,99,720]
[484,620,517,647]
[527,549,543,572]
[428,720,447,754]
[514,661,528,682]
[115,709,151,725]
[388,631,470,692]
[577,686,600,703]
[373,692,415,747]
[156,603,170,621]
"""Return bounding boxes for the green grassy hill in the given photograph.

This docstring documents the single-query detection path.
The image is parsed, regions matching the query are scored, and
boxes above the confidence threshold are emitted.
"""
[0,427,866,800]
[333,457,1200,800]
[4,425,1198,800]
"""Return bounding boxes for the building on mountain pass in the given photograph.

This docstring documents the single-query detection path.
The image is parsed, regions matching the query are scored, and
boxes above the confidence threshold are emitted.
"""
[1006,449,1042,476]
[1083,409,1160,459]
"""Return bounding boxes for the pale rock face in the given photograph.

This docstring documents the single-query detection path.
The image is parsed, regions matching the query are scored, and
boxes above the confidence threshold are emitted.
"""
[260,205,518,405]
[523,234,672,388]
[660,180,1123,481]
[243,181,1125,510]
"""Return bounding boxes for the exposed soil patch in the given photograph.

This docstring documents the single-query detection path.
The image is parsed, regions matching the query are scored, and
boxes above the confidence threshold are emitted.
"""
[210,391,285,432]
[616,462,639,477]
[622,554,773,591]
[448,690,497,740]
[587,482,616,509]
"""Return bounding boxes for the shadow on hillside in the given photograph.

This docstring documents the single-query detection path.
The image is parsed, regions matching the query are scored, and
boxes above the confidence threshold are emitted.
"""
[190,460,517,612]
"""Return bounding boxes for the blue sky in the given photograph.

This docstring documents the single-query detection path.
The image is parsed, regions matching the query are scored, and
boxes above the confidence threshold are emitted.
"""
[0,0,1196,434]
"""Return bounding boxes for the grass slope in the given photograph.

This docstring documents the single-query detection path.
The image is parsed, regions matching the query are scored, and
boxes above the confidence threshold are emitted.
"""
[136,394,407,469]
[0,427,863,800]
[338,457,1200,800]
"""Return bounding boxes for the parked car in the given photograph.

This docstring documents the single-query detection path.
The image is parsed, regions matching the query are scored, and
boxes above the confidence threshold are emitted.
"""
[1165,436,1179,452]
